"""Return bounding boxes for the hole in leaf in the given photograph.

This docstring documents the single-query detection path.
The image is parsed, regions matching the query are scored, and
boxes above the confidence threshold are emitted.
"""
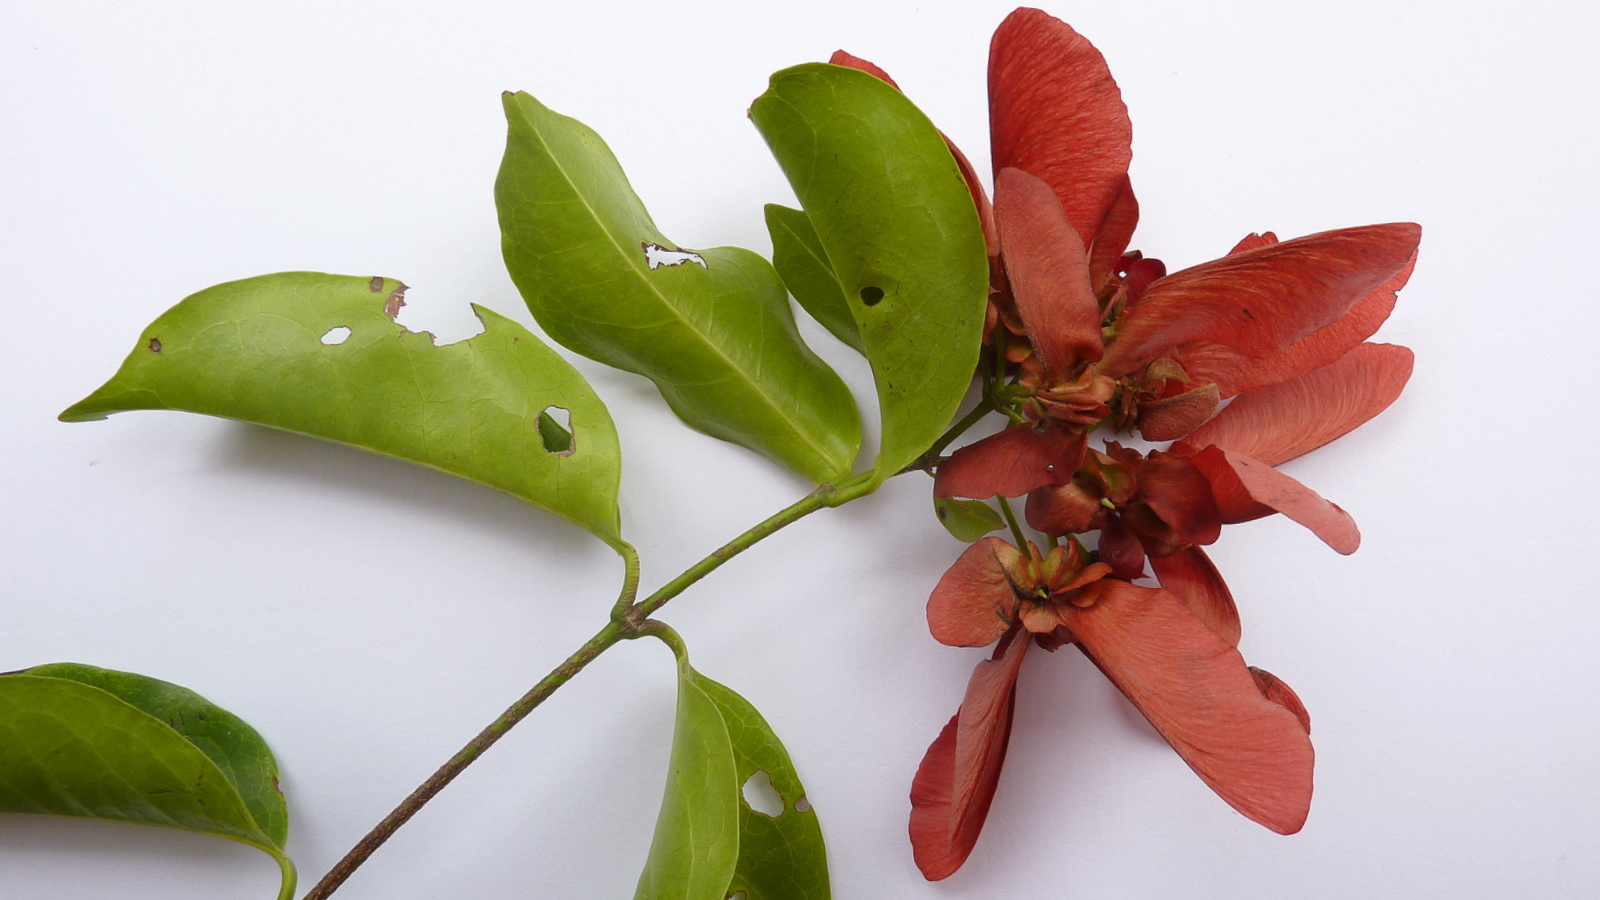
[642,242,707,270]
[793,795,812,813]
[728,893,748,900]
[147,337,162,353]
[537,406,574,456]
[320,326,353,346]
[859,285,884,306]
[741,770,784,818]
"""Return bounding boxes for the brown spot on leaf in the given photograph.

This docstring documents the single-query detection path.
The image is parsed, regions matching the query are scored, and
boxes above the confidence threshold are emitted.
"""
[384,283,409,319]
[148,337,162,353]
[368,276,384,292]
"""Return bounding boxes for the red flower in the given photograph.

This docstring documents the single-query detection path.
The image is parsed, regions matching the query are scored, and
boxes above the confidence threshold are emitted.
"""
[913,537,1313,880]
[835,7,1417,882]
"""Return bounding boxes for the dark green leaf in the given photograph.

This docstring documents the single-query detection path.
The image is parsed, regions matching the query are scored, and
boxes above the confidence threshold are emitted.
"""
[497,92,861,485]
[765,204,863,354]
[934,497,1005,542]
[61,273,625,549]
[750,64,989,484]
[636,655,831,900]
[0,664,295,899]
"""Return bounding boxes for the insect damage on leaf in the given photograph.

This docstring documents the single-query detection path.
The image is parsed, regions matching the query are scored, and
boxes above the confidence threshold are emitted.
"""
[320,326,352,345]
[740,770,784,818]
[643,242,708,270]
[538,405,575,455]
[384,283,409,318]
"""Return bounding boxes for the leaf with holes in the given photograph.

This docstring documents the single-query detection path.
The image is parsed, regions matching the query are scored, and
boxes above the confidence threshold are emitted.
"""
[635,654,830,900]
[701,676,830,900]
[750,64,989,483]
[61,272,624,549]
[765,203,863,354]
[0,663,295,900]
[497,92,862,485]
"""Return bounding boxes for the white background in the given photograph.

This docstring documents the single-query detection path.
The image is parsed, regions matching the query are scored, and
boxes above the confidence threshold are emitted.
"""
[3,1,1596,898]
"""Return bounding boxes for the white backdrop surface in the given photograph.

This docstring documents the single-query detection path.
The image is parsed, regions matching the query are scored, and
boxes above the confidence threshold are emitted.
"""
[3,1,1597,898]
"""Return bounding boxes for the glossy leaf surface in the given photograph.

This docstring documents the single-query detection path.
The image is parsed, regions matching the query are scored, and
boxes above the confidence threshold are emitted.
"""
[61,272,624,548]
[766,203,864,353]
[636,655,830,900]
[498,92,860,484]
[751,64,989,482]
[0,664,294,898]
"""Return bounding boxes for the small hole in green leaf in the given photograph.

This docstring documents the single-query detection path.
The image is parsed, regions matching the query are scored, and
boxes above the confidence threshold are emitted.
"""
[741,770,784,818]
[320,326,353,346]
[859,285,884,306]
[727,893,748,900]
[793,795,812,813]
[537,406,574,456]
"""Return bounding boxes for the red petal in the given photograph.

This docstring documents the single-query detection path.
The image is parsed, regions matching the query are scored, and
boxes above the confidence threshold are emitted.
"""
[828,49,900,88]
[994,167,1103,372]
[1121,256,1166,303]
[1148,546,1240,646]
[1228,231,1279,255]
[927,537,1022,647]
[1185,445,1275,524]
[989,8,1132,246]
[1137,381,1220,442]
[1098,514,1146,580]
[1175,250,1416,397]
[935,423,1087,499]
[1250,667,1312,734]
[1025,480,1104,534]
[1174,342,1415,466]
[1088,176,1139,291]
[1137,455,1221,546]
[1066,581,1314,834]
[910,633,1030,880]
[1098,223,1421,377]
[1193,449,1361,554]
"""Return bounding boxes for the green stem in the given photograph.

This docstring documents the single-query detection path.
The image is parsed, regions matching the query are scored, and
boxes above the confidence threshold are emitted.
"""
[272,852,297,900]
[922,396,999,462]
[638,619,688,660]
[633,475,876,619]
[610,542,642,621]
[996,495,1028,549]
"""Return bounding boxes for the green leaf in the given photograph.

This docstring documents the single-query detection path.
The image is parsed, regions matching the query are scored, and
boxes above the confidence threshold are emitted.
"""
[0,664,295,900]
[765,204,863,354]
[636,654,830,900]
[700,678,830,900]
[61,272,625,549]
[497,91,861,485]
[750,64,989,484]
[934,496,1005,543]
